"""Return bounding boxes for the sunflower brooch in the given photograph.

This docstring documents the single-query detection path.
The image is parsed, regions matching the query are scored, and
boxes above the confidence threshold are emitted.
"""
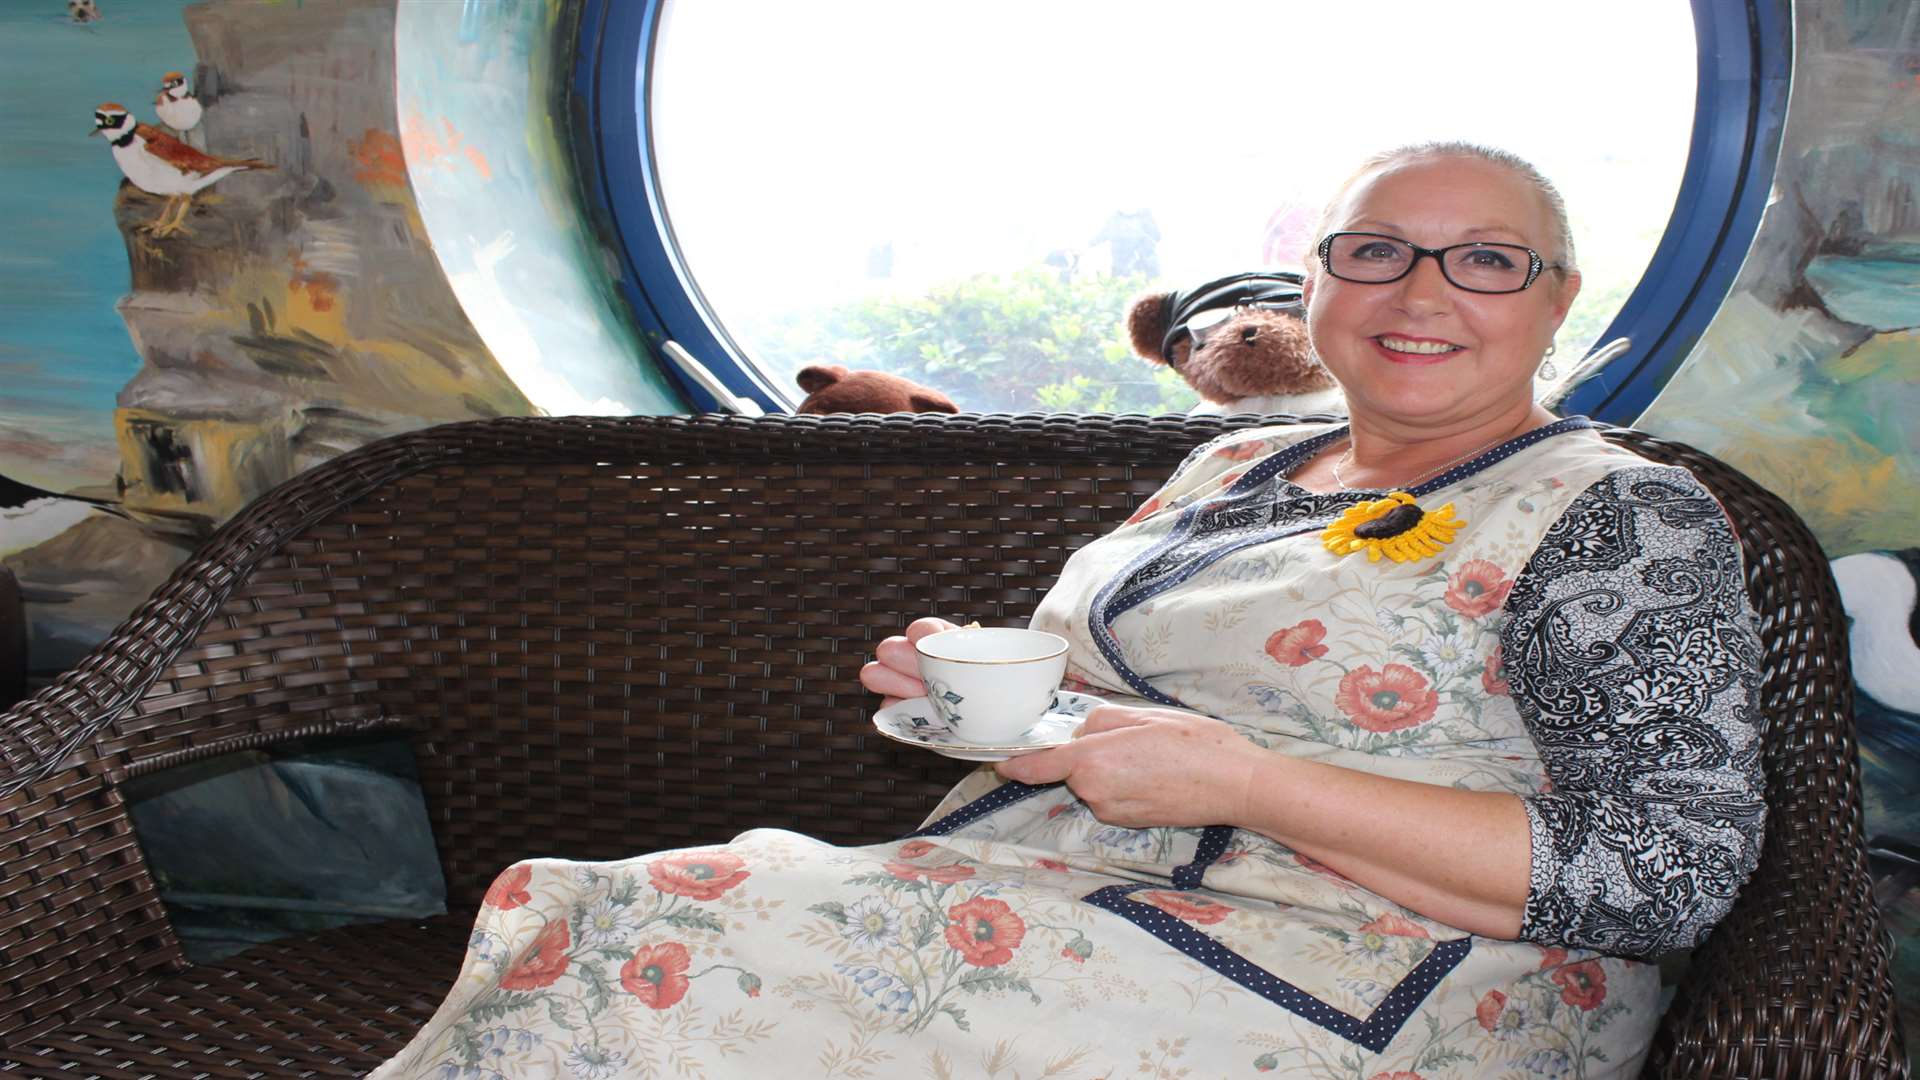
[1322,491,1466,563]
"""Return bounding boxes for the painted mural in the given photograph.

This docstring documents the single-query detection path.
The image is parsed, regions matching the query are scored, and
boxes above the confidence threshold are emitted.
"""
[393,0,670,417]
[0,0,679,676]
[1637,0,1920,1047]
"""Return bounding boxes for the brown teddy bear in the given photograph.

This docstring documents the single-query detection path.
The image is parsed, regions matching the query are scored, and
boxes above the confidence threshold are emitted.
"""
[793,365,959,415]
[1127,270,1344,416]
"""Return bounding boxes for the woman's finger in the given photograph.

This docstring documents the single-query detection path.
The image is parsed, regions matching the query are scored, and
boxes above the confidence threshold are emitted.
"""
[860,659,925,701]
[1074,704,1157,736]
[995,744,1073,784]
[873,634,920,674]
[905,617,960,643]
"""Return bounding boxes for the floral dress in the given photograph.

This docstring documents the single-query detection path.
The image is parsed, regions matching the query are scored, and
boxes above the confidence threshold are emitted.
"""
[372,418,1766,1080]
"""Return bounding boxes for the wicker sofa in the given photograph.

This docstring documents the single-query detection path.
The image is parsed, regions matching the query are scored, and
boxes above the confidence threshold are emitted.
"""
[0,411,1905,1078]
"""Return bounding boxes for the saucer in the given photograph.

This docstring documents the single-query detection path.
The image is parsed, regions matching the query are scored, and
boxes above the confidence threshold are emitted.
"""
[872,690,1104,762]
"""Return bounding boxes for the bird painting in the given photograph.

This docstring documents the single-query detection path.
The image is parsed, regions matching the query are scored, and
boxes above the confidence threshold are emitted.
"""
[66,0,99,24]
[153,71,203,146]
[90,103,270,239]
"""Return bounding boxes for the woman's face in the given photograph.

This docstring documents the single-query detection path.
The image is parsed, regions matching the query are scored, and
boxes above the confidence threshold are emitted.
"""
[1302,155,1581,431]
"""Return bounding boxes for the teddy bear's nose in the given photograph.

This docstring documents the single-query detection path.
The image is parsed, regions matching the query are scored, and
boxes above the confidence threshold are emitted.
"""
[1241,327,1259,345]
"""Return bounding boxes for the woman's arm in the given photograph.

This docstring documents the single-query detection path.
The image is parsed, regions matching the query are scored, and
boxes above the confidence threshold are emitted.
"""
[995,706,1534,937]
[1002,465,1767,952]
[1501,466,1766,955]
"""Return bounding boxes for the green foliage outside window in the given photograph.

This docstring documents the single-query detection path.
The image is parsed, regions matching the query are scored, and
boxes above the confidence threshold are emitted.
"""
[744,268,1199,415]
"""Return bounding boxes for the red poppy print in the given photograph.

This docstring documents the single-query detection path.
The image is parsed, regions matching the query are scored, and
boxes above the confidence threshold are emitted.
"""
[1124,496,1164,525]
[620,941,692,1009]
[1334,664,1440,732]
[1552,959,1608,1010]
[944,897,1026,967]
[1294,851,1352,883]
[1537,945,1568,970]
[1482,644,1511,696]
[1035,858,1071,873]
[921,864,976,884]
[499,920,571,991]
[483,863,532,910]
[885,860,976,884]
[1140,890,1234,925]
[1264,619,1329,667]
[1357,912,1430,938]
[896,840,936,859]
[1443,559,1514,618]
[1475,989,1508,1032]
[647,851,750,901]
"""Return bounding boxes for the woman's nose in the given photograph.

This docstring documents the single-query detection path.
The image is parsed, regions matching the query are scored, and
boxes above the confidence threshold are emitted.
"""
[1392,253,1455,311]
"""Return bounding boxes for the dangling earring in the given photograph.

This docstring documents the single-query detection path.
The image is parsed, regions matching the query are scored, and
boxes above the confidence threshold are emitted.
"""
[1537,343,1558,381]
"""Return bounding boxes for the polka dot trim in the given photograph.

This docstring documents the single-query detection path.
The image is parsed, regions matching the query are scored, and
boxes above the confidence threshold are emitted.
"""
[1171,825,1236,890]
[1082,884,1473,1052]
[906,781,1051,838]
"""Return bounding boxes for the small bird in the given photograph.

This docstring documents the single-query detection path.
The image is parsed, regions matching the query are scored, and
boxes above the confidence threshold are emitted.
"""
[153,72,203,143]
[90,103,271,238]
[67,0,100,24]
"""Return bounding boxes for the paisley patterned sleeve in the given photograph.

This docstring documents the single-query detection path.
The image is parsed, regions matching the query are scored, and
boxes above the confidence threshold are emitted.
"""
[1501,465,1767,956]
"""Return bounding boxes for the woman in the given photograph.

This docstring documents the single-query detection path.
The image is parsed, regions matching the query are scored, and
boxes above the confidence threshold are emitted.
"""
[374,144,1763,1079]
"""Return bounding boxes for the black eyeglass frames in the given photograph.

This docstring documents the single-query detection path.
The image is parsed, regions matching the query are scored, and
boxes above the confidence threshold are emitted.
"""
[1316,231,1558,294]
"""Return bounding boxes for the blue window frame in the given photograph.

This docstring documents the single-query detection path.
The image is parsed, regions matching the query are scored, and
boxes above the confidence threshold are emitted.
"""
[573,0,1789,423]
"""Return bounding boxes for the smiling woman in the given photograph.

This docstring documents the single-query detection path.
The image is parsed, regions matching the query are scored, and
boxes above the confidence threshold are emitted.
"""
[571,0,1767,418]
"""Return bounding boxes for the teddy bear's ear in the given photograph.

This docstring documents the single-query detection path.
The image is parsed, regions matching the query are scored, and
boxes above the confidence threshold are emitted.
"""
[1125,292,1176,364]
[908,390,959,414]
[795,364,848,394]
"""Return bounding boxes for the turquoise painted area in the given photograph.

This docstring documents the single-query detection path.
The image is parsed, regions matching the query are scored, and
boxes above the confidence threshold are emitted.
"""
[393,0,681,416]
[0,2,199,485]
[1805,243,1920,333]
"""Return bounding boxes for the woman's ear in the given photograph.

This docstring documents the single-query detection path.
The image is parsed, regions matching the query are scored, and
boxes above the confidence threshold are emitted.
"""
[1548,269,1582,327]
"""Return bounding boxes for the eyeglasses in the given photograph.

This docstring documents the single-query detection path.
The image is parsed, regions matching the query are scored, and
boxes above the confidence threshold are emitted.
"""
[1317,231,1555,294]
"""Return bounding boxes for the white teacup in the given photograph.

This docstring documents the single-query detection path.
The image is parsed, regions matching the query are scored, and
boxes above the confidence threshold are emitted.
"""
[914,626,1070,744]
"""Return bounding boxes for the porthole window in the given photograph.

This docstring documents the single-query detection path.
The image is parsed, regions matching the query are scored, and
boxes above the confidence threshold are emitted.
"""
[581,0,1783,420]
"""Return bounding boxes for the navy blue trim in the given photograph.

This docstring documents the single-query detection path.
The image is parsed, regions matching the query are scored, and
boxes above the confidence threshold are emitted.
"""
[570,0,787,413]
[1562,0,1790,422]
[1171,826,1236,889]
[1083,885,1472,1052]
[907,781,1052,838]
[1370,417,1603,497]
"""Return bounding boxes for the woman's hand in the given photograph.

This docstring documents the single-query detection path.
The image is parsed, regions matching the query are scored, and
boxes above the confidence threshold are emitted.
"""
[994,706,1267,829]
[859,617,959,708]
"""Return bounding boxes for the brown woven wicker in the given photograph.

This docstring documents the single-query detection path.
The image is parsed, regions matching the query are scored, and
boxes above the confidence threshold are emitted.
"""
[0,412,1904,1078]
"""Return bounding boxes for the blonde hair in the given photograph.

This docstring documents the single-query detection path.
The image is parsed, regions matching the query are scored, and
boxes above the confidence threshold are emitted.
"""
[1311,141,1578,274]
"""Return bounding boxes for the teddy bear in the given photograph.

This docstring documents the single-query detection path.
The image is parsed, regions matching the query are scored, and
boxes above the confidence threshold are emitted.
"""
[793,365,959,415]
[1126,270,1344,416]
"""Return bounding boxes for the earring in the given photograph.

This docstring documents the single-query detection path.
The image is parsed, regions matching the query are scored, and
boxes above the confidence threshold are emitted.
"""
[1537,343,1558,381]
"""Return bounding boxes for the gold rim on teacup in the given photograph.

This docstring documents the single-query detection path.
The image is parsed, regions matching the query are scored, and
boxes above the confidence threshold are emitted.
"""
[913,628,1070,665]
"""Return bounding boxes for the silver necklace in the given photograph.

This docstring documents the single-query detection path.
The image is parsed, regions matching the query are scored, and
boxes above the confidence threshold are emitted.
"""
[1329,433,1511,492]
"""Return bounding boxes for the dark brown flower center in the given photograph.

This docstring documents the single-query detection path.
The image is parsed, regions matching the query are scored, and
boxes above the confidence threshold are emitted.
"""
[1353,503,1425,540]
